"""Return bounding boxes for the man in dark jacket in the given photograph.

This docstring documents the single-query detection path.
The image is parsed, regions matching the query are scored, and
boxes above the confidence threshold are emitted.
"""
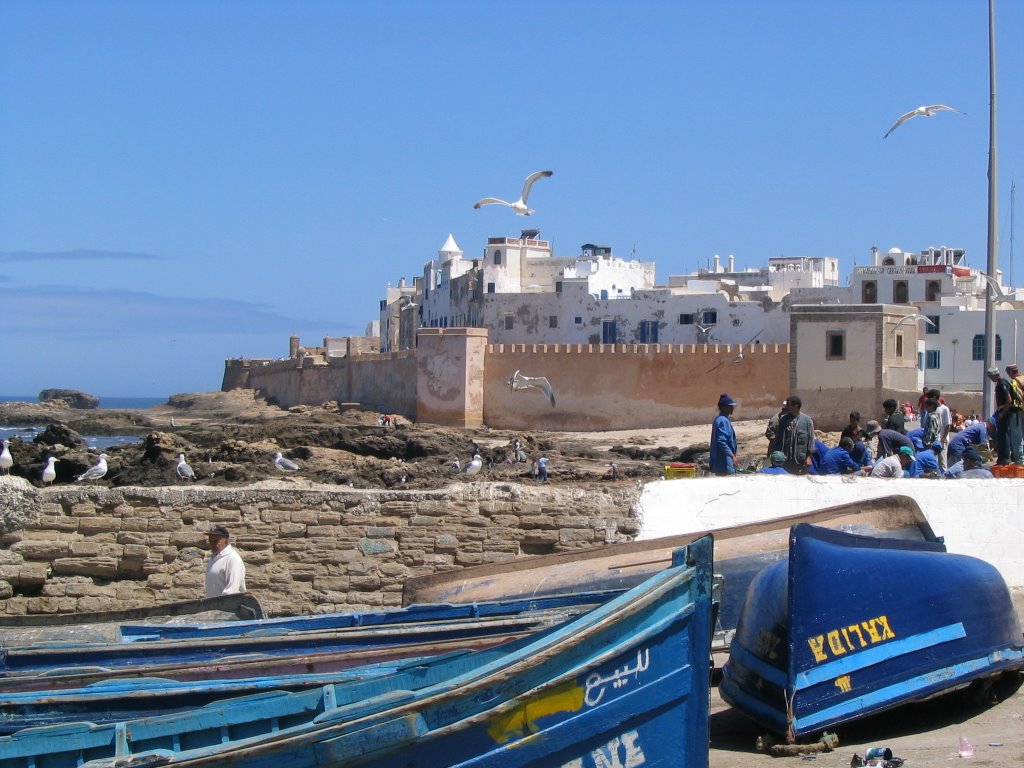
[772,396,815,473]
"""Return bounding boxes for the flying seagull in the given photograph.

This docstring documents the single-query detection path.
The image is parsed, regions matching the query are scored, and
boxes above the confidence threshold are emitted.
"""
[978,273,1016,306]
[508,369,556,407]
[705,330,763,373]
[41,456,58,486]
[891,314,937,334]
[473,170,553,216]
[273,451,299,472]
[75,453,108,482]
[176,453,196,481]
[0,440,12,475]
[883,104,966,139]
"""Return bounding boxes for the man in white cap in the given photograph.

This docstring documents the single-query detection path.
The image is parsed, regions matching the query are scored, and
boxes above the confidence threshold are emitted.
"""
[204,525,247,597]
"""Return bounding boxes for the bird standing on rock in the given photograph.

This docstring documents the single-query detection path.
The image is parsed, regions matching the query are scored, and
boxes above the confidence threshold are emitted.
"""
[75,453,108,482]
[0,440,12,475]
[273,452,300,472]
[473,170,553,216]
[462,453,483,477]
[176,454,196,481]
[41,457,58,486]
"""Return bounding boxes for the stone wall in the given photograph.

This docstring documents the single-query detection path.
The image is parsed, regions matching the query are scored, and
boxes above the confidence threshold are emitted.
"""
[0,479,641,618]
[225,334,792,430]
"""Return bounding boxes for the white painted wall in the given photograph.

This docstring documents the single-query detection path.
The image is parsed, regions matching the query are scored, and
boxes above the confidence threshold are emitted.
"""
[636,476,1024,587]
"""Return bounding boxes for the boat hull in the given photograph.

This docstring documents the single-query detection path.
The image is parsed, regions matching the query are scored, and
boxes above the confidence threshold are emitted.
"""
[402,495,937,652]
[719,523,1024,741]
[0,538,714,768]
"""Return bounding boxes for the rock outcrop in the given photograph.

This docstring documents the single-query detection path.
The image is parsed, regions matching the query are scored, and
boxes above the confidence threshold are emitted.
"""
[38,389,100,409]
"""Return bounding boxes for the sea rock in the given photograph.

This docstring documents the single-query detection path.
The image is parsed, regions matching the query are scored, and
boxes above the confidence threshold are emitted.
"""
[33,423,86,449]
[38,389,100,409]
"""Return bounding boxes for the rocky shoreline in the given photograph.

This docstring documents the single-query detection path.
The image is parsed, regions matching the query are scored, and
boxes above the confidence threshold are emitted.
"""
[2,390,773,493]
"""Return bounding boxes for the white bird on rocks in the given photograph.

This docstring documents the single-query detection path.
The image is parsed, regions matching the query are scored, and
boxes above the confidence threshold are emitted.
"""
[176,453,196,481]
[462,453,483,477]
[508,369,556,407]
[473,170,553,216]
[274,452,300,472]
[75,453,108,482]
[41,457,57,486]
[0,440,12,475]
[883,104,966,139]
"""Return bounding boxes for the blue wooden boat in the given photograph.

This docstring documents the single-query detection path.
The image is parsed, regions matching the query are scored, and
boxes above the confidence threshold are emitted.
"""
[0,594,264,646]
[117,592,608,643]
[0,595,605,691]
[719,523,1024,742]
[401,495,937,653]
[0,536,713,768]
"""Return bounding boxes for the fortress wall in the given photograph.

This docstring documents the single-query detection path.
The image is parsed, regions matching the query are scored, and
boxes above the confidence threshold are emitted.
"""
[483,343,791,430]
[230,353,418,416]
[0,481,640,618]
[224,336,792,430]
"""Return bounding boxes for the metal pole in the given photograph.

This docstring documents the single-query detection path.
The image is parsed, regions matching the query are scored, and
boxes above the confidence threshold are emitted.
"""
[982,0,999,418]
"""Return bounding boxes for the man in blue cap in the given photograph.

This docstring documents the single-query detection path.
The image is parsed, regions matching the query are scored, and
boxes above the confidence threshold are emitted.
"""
[710,393,738,475]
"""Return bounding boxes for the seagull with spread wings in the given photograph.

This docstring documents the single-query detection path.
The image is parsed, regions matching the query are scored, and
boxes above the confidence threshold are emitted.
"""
[508,369,556,407]
[891,314,937,334]
[474,170,553,216]
[883,104,966,139]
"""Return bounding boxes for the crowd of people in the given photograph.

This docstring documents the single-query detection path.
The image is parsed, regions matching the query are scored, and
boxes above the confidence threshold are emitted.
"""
[710,362,1024,479]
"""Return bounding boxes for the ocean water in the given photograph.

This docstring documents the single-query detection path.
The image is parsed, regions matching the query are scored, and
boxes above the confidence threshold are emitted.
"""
[1,395,160,448]
[0,395,165,409]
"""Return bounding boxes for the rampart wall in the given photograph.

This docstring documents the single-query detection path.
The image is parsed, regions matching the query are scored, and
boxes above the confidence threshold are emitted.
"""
[0,480,640,618]
[225,337,792,430]
[225,351,418,416]
[483,342,791,430]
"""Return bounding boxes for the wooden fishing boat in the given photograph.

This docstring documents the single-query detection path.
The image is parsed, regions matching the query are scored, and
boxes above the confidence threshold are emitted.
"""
[0,594,606,690]
[402,495,938,652]
[117,592,609,643]
[0,535,713,768]
[0,594,264,645]
[719,523,1024,742]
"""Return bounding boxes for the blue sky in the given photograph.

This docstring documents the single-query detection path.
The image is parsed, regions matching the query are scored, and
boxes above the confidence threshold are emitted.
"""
[2,1,1022,398]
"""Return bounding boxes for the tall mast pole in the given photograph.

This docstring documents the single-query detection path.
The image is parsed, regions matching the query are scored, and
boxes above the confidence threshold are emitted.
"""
[982,0,999,417]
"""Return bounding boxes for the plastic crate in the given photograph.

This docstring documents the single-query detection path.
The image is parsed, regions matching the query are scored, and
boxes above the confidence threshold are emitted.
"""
[664,463,697,479]
[991,464,1020,478]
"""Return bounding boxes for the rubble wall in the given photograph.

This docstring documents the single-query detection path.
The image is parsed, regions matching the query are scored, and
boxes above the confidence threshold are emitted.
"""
[0,480,641,618]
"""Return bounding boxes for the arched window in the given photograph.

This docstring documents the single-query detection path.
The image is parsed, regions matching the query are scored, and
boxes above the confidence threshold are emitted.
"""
[862,281,877,303]
[494,250,502,265]
[972,334,1003,361]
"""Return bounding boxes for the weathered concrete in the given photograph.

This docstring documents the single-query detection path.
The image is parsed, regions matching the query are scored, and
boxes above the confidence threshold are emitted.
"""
[637,475,1024,587]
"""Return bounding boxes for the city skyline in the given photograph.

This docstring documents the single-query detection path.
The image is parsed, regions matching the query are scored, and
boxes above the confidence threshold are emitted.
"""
[1,1,1021,397]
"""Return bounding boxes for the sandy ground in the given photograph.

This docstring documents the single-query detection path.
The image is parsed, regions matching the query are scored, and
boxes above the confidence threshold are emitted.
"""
[709,590,1024,768]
